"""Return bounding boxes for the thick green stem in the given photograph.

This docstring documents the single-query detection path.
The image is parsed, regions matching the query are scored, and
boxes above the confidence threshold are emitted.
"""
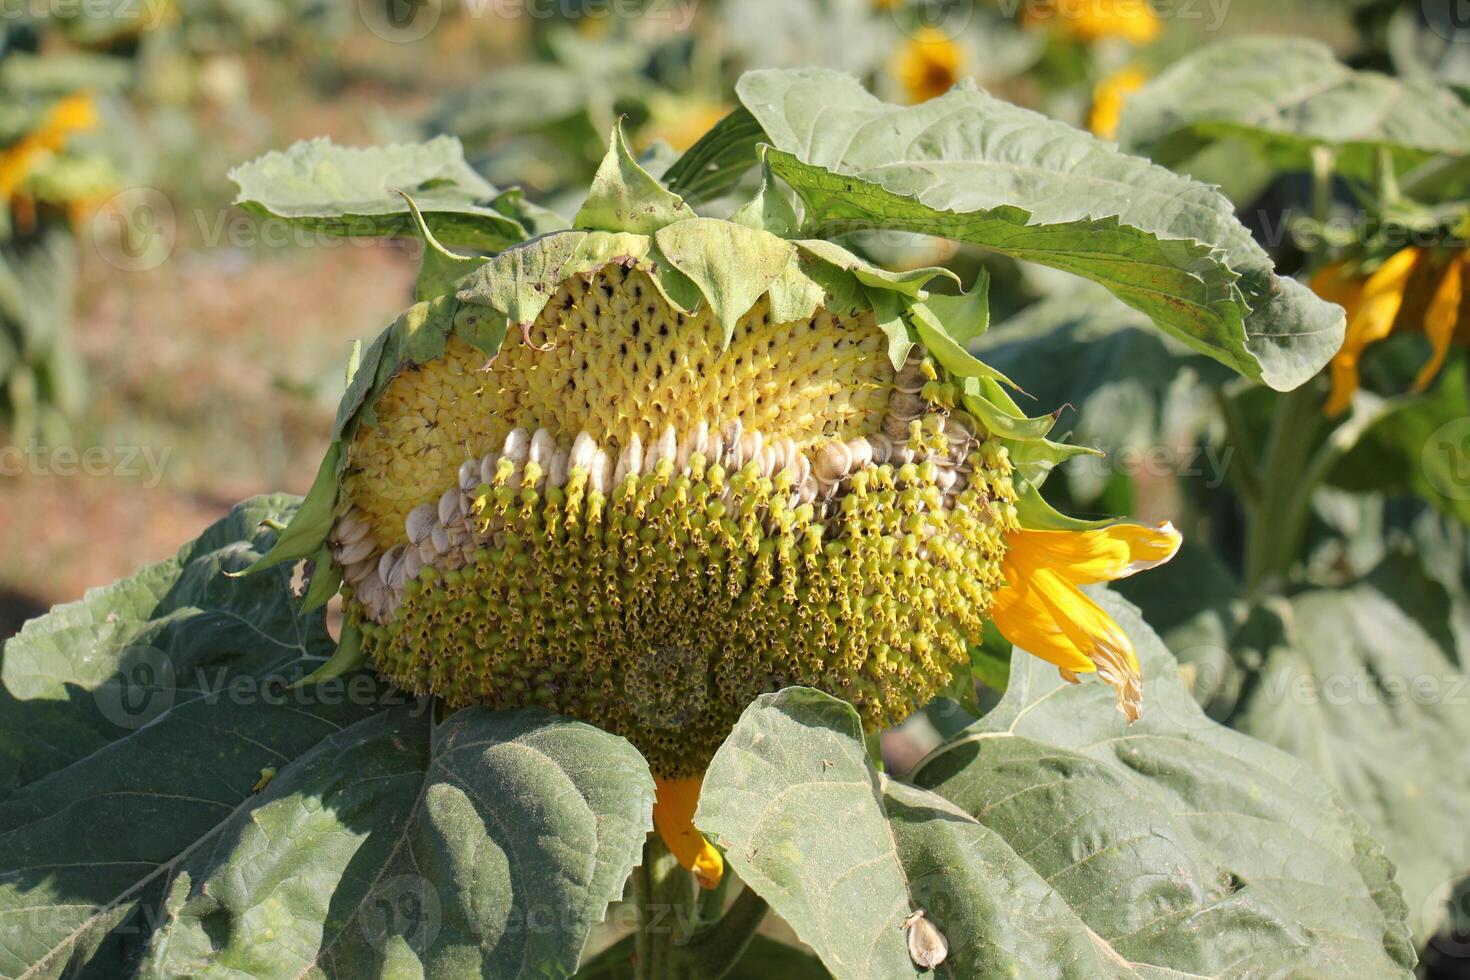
[630,837,769,980]
[1213,386,1262,507]
[1243,382,1327,593]
[632,837,695,980]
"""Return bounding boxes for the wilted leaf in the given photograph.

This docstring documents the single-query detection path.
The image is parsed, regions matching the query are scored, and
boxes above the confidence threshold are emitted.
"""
[230,136,535,251]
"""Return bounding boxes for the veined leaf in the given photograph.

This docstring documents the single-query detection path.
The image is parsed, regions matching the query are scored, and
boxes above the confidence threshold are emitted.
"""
[1120,545,1470,945]
[1119,36,1470,180]
[139,706,653,979]
[1227,558,1470,944]
[731,68,1343,392]
[0,496,383,976]
[0,496,654,979]
[230,136,538,251]
[698,591,1414,979]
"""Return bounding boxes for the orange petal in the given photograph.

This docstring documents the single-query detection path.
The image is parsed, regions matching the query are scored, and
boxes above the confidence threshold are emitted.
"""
[1413,253,1465,392]
[1326,247,1421,415]
[652,775,723,890]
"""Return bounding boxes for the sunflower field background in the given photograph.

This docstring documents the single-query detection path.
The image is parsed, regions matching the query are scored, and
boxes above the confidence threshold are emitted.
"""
[1,1,1468,978]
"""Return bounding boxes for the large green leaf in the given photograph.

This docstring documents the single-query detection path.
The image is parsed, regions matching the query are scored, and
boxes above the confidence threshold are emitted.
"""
[1118,36,1470,181]
[1119,540,1470,945]
[229,137,543,251]
[139,706,653,979]
[1227,558,1470,944]
[0,496,381,976]
[697,594,1415,979]
[0,495,654,978]
[730,68,1343,392]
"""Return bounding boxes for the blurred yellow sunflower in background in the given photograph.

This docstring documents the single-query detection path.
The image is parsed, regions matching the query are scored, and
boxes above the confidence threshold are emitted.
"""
[1088,64,1149,139]
[1024,0,1162,45]
[891,27,966,104]
[0,93,99,208]
[1311,246,1470,416]
[640,95,732,153]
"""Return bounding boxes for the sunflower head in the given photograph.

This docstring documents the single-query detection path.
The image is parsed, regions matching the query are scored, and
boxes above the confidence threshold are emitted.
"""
[892,27,966,105]
[247,130,1182,886]
[332,225,1018,777]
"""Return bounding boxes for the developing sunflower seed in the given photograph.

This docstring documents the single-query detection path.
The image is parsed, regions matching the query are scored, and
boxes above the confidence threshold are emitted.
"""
[901,909,949,969]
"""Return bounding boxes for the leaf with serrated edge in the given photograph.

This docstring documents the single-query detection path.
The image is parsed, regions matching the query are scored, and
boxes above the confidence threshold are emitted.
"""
[734,68,1344,391]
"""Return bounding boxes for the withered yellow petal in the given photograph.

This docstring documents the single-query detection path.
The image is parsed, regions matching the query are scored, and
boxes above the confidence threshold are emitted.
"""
[1326,247,1422,416]
[653,775,724,890]
[991,521,1176,722]
[1413,252,1466,392]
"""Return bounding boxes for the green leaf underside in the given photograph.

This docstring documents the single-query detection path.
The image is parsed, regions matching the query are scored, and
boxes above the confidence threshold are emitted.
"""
[1119,36,1470,180]
[229,136,534,251]
[0,496,653,979]
[661,106,767,206]
[732,68,1344,391]
[1226,560,1470,944]
[698,592,1415,979]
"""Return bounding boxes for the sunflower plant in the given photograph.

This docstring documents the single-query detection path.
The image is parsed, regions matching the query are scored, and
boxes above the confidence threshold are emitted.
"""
[0,68,1430,979]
